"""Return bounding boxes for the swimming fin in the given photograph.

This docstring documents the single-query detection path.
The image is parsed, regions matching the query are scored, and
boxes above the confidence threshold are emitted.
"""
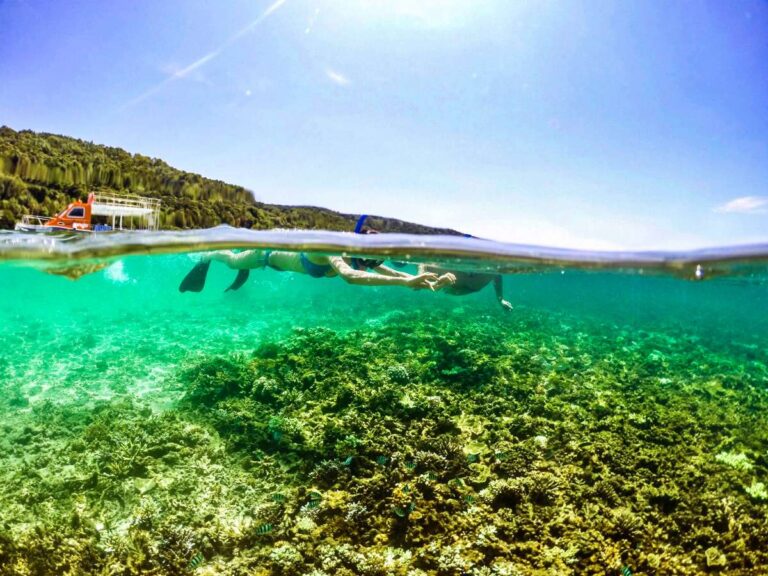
[179,261,211,293]
[225,269,250,292]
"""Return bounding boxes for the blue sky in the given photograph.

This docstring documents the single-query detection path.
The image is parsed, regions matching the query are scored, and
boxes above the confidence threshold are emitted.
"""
[1,0,766,249]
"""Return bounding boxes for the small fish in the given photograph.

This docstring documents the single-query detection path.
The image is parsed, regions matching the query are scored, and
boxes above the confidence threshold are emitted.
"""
[621,567,632,576]
[271,493,286,503]
[376,455,389,466]
[427,472,438,481]
[342,456,353,466]
[464,494,475,505]
[393,506,407,518]
[257,523,273,535]
[466,453,479,463]
[405,460,416,470]
[188,552,204,570]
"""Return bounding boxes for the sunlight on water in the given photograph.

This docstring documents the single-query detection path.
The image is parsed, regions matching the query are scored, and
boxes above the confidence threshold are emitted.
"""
[0,228,767,574]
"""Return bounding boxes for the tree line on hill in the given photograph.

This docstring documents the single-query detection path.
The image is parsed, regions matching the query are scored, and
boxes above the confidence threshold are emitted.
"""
[0,126,458,235]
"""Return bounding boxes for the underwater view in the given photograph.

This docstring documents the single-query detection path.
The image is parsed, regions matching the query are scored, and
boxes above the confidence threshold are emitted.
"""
[0,230,767,576]
[2,0,767,574]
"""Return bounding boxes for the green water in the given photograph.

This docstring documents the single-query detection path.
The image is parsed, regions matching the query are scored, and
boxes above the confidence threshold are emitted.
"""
[0,249,767,575]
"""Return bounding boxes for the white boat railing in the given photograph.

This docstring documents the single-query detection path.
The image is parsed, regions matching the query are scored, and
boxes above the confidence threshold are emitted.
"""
[91,194,162,230]
[91,194,161,212]
[19,215,52,226]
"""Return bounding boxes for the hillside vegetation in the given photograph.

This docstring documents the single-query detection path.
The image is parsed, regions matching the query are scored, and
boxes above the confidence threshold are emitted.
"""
[0,126,457,235]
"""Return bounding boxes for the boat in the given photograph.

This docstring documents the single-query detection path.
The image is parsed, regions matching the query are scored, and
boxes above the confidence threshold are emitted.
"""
[14,193,161,232]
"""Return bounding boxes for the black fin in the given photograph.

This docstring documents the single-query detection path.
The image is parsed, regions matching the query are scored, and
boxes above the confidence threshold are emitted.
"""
[225,269,250,292]
[179,261,211,293]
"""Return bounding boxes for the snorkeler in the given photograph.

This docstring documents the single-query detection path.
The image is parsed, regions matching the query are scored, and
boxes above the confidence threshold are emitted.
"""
[180,215,457,293]
[179,249,450,292]
[418,265,513,311]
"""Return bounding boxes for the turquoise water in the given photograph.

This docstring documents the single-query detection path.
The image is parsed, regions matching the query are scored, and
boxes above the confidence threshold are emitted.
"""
[0,229,767,575]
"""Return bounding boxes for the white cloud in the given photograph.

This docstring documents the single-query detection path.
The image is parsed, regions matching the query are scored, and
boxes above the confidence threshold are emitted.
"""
[714,196,768,214]
[325,69,351,86]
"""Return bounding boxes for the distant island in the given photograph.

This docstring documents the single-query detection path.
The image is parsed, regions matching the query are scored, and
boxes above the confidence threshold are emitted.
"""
[0,126,459,235]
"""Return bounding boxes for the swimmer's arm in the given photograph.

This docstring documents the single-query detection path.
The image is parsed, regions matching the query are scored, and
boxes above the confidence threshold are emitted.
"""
[328,257,438,289]
[494,276,513,311]
[373,264,412,278]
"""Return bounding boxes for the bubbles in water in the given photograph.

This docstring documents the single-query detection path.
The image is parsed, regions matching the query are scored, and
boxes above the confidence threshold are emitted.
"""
[105,261,130,283]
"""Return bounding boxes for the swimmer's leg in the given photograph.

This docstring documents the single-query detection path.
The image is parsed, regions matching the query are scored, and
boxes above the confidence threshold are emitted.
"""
[181,250,265,293]
[205,250,266,270]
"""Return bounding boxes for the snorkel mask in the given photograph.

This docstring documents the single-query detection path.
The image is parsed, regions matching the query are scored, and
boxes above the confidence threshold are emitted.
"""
[352,214,385,269]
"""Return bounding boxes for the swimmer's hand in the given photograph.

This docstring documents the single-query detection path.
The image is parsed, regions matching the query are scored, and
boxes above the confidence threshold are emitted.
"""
[499,298,513,312]
[434,273,456,290]
[405,272,440,290]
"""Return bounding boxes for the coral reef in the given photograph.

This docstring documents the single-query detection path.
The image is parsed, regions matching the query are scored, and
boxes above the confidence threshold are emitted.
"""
[1,308,767,575]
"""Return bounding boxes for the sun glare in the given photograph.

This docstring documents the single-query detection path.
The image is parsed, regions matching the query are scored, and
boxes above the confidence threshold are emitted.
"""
[351,0,477,28]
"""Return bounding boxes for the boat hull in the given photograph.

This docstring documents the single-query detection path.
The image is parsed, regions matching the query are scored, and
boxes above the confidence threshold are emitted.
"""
[14,223,89,233]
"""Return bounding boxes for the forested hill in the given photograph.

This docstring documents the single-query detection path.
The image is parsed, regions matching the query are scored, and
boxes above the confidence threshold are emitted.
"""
[0,126,459,235]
